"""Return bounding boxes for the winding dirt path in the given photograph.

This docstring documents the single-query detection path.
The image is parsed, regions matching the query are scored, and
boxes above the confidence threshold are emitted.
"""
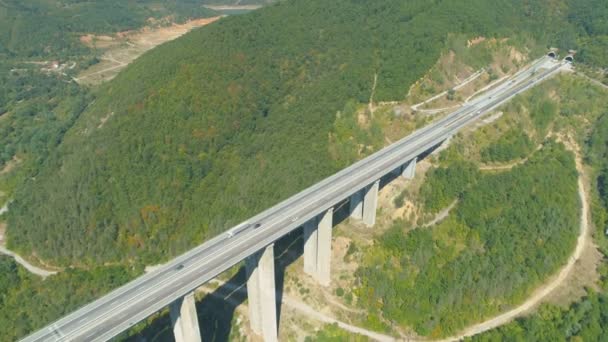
[436,138,590,341]
[422,200,458,228]
[478,143,544,172]
[0,246,58,278]
[0,205,58,278]
[202,279,396,341]
[577,73,608,90]
[411,69,484,112]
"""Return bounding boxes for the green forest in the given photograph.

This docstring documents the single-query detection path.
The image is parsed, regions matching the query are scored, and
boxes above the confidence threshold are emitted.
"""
[565,0,608,68]
[5,0,586,267]
[0,0,223,59]
[1,0,608,340]
[0,68,91,168]
[586,113,608,256]
[471,289,608,341]
[305,323,367,342]
[480,128,535,163]
[356,143,580,337]
[0,256,134,341]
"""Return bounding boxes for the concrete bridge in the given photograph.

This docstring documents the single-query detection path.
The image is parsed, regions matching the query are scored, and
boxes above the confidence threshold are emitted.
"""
[21,56,567,342]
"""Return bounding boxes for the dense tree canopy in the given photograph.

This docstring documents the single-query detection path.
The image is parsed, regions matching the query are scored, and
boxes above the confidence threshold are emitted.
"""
[0,0,226,59]
[6,0,582,267]
[471,291,608,341]
[0,256,134,341]
[356,143,579,337]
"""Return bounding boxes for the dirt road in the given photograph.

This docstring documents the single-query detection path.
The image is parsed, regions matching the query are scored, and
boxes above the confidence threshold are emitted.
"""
[0,205,58,278]
[437,139,590,341]
[422,200,457,228]
[0,246,58,278]
[202,279,397,341]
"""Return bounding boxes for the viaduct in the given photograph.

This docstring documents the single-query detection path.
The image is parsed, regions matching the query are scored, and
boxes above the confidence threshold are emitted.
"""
[21,54,567,342]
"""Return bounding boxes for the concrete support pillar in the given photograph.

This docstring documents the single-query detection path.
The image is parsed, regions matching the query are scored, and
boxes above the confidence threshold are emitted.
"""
[349,190,363,219]
[316,208,333,286]
[302,209,333,286]
[245,245,277,342]
[303,220,318,275]
[402,158,417,180]
[170,292,202,342]
[362,181,380,227]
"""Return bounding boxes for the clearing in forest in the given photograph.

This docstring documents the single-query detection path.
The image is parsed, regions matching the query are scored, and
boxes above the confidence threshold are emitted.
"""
[76,17,221,85]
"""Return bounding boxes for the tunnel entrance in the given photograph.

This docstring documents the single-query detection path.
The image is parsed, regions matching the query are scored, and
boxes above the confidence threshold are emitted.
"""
[565,55,574,62]
[548,51,557,58]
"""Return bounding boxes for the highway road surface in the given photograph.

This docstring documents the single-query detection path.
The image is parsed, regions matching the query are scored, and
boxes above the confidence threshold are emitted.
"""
[22,55,566,342]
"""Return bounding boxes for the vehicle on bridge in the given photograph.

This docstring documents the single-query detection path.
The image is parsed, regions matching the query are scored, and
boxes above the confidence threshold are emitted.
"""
[226,222,251,238]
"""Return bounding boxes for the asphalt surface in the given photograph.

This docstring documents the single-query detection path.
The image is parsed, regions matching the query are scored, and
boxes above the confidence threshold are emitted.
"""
[21,56,566,342]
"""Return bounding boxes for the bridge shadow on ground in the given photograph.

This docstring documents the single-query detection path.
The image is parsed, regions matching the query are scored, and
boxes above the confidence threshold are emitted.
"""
[122,227,307,342]
[122,145,439,341]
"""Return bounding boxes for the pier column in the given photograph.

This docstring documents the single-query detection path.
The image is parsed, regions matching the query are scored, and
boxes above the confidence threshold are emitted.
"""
[170,292,202,342]
[302,208,333,286]
[303,220,318,275]
[362,181,380,227]
[402,158,417,180]
[316,208,333,286]
[245,244,278,342]
[349,190,363,219]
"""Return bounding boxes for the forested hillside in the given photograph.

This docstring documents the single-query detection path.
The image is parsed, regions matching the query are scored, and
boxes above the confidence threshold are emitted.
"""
[0,0,222,59]
[471,290,608,341]
[586,113,608,255]
[5,0,592,267]
[0,68,91,168]
[0,256,133,341]
[356,143,579,337]
[6,0,578,266]
[565,0,608,68]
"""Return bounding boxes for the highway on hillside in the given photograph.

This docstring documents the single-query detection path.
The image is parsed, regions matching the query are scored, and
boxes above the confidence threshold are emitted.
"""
[22,56,566,342]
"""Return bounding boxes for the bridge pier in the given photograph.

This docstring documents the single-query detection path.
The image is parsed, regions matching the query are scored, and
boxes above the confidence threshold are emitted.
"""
[303,208,333,286]
[349,190,364,219]
[362,180,380,227]
[246,244,278,342]
[170,292,202,342]
[402,158,417,179]
[303,220,318,275]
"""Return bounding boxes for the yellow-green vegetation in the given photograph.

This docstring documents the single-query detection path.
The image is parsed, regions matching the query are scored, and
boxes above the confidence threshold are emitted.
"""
[469,55,608,342]
[354,69,608,339]
[305,323,368,342]
[0,256,135,342]
[329,100,422,169]
[480,128,535,163]
[356,142,579,337]
[409,33,543,106]
[419,161,480,214]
